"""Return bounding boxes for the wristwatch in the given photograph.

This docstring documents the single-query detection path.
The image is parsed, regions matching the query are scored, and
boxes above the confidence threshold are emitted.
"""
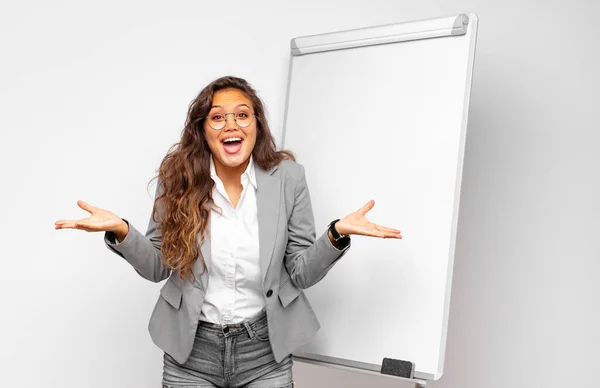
[328,219,349,242]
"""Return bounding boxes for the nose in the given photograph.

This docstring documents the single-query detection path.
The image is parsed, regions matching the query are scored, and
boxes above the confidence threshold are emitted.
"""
[224,113,239,131]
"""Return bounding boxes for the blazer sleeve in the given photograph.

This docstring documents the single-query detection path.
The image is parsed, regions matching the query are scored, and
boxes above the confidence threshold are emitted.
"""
[283,164,351,289]
[104,181,170,283]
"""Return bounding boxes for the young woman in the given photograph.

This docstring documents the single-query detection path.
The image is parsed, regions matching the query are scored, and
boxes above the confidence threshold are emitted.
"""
[55,76,402,388]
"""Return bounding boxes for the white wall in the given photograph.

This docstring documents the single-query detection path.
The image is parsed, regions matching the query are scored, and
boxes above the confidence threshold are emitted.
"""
[2,0,598,387]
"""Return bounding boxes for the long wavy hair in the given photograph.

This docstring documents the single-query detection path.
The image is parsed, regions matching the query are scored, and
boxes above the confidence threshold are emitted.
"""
[148,76,295,282]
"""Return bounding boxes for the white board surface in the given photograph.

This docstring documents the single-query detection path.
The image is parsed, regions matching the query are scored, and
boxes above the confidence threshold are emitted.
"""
[281,14,478,380]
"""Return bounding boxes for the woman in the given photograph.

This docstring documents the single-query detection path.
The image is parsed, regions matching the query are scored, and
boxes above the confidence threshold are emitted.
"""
[55,76,402,388]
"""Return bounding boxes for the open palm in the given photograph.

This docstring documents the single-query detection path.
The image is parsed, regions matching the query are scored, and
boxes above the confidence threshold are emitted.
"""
[335,200,402,239]
[55,200,123,233]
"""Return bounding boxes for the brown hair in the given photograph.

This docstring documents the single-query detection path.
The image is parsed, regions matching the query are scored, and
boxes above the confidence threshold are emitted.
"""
[148,76,295,282]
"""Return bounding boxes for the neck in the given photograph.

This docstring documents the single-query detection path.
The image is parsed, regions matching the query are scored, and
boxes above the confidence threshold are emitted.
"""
[213,155,250,186]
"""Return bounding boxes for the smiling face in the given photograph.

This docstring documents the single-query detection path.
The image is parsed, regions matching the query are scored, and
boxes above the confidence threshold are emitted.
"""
[203,88,257,174]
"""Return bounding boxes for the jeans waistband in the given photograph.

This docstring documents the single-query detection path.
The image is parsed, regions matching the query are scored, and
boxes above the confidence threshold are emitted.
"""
[198,309,267,338]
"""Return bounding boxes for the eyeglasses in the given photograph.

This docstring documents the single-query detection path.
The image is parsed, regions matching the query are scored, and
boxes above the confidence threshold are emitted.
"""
[205,109,257,130]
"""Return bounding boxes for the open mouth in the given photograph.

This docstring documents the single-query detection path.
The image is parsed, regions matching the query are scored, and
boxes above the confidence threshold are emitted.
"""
[222,137,244,155]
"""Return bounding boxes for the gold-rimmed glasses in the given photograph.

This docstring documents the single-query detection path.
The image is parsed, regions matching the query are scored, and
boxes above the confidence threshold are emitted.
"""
[206,108,256,130]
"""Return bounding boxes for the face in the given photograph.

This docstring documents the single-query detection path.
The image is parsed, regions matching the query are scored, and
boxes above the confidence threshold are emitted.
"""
[203,88,257,172]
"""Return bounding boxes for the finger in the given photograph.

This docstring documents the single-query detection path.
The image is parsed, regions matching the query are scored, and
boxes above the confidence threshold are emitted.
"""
[55,219,79,226]
[371,230,402,239]
[374,224,402,234]
[55,217,91,226]
[374,229,402,238]
[77,200,97,214]
[55,221,79,229]
[384,232,403,239]
[364,226,402,239]
[358,199,375,215]
[55,220,95,231]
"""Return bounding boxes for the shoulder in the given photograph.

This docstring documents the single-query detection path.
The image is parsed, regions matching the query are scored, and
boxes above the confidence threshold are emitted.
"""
[277,158,305,179]
[275,158,307,193]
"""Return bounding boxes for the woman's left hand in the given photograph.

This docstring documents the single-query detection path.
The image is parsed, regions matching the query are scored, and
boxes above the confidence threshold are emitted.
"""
[334,200,402,239]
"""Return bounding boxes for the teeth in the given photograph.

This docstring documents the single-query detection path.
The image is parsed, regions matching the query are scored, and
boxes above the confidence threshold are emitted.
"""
[223,137,242,143]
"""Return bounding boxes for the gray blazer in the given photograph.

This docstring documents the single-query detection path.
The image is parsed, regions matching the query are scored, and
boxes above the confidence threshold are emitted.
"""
[104,159,351,364]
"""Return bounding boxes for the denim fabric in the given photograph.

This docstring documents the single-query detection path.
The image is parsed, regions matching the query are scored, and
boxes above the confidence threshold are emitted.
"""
[162,309,293,388]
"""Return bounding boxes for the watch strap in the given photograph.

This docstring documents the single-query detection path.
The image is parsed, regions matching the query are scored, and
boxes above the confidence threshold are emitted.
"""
[328,219,348,241]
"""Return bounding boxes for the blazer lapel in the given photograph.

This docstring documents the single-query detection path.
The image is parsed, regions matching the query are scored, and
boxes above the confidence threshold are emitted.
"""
[256,163,281,284]
[199,231,211,290]
[192,221,211,292]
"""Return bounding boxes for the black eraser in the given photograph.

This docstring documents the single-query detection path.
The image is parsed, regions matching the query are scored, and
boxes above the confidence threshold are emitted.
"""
[380,358,415,378]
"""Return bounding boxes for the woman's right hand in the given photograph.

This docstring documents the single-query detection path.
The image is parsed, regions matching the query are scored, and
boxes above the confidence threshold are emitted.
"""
[55,200,128,240]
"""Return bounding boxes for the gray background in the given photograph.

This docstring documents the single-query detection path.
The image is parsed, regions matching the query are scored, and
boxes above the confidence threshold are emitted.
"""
[2,0,598,387]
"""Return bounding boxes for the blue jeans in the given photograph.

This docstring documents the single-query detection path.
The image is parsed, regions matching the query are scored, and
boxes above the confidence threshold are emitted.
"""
[162,309,294,388]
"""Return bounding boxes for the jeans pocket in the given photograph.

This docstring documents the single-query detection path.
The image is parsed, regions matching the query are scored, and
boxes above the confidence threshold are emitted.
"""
[252,325,270,342]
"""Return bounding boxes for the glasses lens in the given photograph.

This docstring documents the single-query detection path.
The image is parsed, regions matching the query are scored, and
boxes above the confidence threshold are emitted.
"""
[235,109,254,128]
[207,112,225,130]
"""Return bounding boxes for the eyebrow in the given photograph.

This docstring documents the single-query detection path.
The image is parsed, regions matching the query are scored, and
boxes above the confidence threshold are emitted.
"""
[210,103,251,109]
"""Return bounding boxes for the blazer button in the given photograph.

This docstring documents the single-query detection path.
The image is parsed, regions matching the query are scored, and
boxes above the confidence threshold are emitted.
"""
[266,289,273,297]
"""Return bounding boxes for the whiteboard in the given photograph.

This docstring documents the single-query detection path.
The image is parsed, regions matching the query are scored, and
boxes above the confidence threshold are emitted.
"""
[281,14,478,381]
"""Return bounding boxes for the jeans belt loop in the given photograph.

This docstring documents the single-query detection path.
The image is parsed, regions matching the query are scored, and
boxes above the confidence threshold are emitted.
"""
[243,321,255,339]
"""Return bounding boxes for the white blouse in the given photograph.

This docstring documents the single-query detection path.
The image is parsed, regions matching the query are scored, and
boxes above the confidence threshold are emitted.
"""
[200,155,263,324]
